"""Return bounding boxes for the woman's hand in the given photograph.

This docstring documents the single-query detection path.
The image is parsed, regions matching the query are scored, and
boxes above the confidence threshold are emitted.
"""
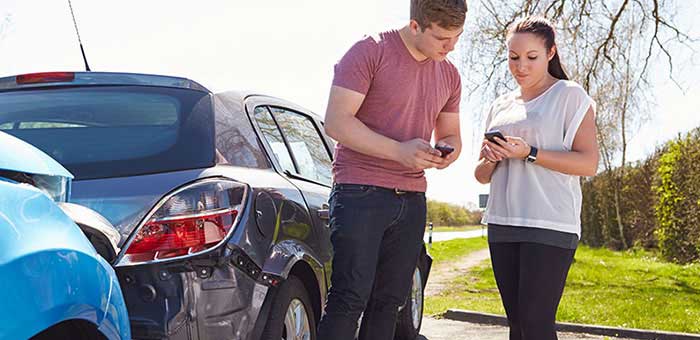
[486,136,531,160]
[480,139,505,163]
[475,140,503,184]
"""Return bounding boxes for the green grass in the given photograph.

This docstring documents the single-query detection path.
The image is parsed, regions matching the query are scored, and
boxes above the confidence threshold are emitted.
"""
[429,225,483,233]
[427,237,488,264]
[425,245,700,334]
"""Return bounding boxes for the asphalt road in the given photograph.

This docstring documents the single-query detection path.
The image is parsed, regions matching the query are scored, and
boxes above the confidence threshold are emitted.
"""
[424,229,486,243]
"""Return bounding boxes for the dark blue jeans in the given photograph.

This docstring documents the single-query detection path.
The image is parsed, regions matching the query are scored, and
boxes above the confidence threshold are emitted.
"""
[317,184,426,340]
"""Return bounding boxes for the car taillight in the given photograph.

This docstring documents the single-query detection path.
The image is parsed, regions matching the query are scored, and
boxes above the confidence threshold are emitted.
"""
[16,72,75,84]
[117,178,248,266]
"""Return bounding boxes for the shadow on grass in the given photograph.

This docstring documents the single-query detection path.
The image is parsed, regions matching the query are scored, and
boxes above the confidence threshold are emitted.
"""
[566,279,700,295]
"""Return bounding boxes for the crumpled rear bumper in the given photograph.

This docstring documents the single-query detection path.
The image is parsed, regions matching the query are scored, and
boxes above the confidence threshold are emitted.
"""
[117,255,269,340]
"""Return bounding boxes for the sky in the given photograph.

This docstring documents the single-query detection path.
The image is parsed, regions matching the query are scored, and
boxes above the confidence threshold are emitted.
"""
[1,0,698,207]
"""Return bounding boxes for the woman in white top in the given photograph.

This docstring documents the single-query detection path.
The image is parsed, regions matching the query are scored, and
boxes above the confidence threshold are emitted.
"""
[474,16,599,340]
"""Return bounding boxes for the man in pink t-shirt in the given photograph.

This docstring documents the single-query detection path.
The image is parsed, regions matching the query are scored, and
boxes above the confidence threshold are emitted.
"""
[317,1,467,339]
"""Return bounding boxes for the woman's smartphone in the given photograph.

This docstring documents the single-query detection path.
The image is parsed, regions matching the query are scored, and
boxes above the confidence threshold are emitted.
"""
[485,130,507,143]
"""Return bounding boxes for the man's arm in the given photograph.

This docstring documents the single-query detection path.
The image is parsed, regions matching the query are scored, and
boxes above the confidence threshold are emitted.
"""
[324,85,442,170]
[433,111,461,169]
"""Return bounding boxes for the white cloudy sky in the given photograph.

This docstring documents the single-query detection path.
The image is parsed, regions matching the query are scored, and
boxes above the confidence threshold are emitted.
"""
[1,0,698,207]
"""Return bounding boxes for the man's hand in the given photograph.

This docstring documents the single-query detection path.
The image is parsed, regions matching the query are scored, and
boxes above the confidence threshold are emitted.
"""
[394,139,443,170]
[434,141,457,169]
[433,111,461,170]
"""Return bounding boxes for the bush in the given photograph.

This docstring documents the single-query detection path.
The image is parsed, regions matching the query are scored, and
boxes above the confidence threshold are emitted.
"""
[426,199,482,226]
[622,155,660,248]
[581,127,700,264]
[653,133,700,263]
[581,173,612,247]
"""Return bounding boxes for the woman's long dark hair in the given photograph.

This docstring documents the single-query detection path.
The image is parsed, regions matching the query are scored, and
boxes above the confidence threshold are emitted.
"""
[508,16,569,80]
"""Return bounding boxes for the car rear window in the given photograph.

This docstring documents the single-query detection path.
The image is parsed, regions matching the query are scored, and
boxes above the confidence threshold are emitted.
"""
[0,86,215,179]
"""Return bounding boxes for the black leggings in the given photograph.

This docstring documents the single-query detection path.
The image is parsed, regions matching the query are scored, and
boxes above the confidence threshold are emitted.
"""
[489,242,576,340]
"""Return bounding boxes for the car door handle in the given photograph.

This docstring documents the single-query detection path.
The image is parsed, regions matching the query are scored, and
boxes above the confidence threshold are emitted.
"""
[317,209,330,221]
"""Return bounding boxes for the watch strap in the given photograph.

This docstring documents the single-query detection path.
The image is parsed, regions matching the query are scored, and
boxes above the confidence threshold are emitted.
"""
[526,146,538,163]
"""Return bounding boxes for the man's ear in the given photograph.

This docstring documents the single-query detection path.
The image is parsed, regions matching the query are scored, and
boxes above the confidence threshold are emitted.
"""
[409,20,422,34]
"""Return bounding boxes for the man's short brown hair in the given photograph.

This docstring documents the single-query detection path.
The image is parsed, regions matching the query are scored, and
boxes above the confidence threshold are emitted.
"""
[410,0,468,30]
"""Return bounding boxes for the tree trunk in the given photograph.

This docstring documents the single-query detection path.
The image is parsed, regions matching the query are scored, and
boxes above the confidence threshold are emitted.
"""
[613,177,628,249]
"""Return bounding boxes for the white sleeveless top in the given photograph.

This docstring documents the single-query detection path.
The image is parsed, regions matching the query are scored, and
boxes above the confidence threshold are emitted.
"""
[481,80,596,237]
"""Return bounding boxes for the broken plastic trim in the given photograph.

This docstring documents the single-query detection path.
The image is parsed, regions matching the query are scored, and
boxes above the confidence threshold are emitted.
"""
[230,248,283,287]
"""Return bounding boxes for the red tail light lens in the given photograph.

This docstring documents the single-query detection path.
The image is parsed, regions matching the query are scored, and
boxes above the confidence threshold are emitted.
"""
[125,209,238,262]
[16,72,75,84]
[118,179,247,266]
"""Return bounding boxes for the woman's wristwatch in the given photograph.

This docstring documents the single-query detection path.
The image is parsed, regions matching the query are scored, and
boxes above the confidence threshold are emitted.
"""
[525,146,538,163]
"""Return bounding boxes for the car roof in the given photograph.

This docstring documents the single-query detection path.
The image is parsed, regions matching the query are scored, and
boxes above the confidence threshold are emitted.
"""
[0,71,210,92]
[0,71,323,121]
[219,91,324,122]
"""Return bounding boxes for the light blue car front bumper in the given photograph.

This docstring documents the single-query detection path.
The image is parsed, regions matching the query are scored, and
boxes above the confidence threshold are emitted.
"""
[0,180,130,340]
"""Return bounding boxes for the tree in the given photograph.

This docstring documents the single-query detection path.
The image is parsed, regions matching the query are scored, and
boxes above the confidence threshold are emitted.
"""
[460,0,696,249]
[0,14,10,42]
[427,199,483,226]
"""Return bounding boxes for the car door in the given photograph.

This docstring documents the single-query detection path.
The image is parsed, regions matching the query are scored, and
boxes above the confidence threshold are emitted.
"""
[247,101,333,271]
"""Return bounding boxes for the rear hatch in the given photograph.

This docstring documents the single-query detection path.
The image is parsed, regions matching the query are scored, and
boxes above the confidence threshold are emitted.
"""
[0,73,216,241]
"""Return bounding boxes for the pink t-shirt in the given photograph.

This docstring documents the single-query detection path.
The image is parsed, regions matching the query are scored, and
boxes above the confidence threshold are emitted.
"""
[332,30,461,192]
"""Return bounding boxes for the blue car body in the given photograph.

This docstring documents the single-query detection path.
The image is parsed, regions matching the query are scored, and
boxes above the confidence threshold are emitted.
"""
[0,132,130,340]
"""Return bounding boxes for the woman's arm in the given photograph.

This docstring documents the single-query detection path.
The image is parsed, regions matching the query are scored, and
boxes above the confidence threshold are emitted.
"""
[475,159,499,184]
[474,140,503,184]
[486,107,599,177]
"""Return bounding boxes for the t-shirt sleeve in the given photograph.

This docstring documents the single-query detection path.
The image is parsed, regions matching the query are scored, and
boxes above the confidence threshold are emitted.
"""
[331,36,380,95]
[483,93,508,133]
[441,66,462,113]
[483,101,496,133]
[562,84,596,149]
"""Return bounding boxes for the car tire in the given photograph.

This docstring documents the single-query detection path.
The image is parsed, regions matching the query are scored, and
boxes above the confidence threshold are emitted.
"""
[31,320,107,340]
[261,275,317,340]
[394,265,425,340]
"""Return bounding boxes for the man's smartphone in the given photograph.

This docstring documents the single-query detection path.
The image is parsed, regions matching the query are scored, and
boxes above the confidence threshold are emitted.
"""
[435,145,455,158]
[485,130,507,143]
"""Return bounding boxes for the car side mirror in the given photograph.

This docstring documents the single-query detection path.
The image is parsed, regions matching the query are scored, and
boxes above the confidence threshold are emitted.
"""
[58,202,121,264]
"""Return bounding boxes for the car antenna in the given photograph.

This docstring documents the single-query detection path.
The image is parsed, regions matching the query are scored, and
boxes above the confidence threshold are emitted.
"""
[67,0,91,71]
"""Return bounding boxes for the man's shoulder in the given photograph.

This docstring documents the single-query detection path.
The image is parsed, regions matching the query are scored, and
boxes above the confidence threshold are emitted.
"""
[438,57,460,79]
[439,56,459,69]
[349,30,397,49]
[340,30,399,66]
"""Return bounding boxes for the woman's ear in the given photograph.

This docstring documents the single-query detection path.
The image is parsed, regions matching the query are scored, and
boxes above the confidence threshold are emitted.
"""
[548,46,557,61]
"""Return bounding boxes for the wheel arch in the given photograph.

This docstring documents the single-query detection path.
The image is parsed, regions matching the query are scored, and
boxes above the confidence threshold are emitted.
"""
[289,260,322,324]
[30,319,106,340]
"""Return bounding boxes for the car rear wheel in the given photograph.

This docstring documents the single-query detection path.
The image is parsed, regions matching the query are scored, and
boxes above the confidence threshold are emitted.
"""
[261,275,316,340]
[394,266,424,340]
